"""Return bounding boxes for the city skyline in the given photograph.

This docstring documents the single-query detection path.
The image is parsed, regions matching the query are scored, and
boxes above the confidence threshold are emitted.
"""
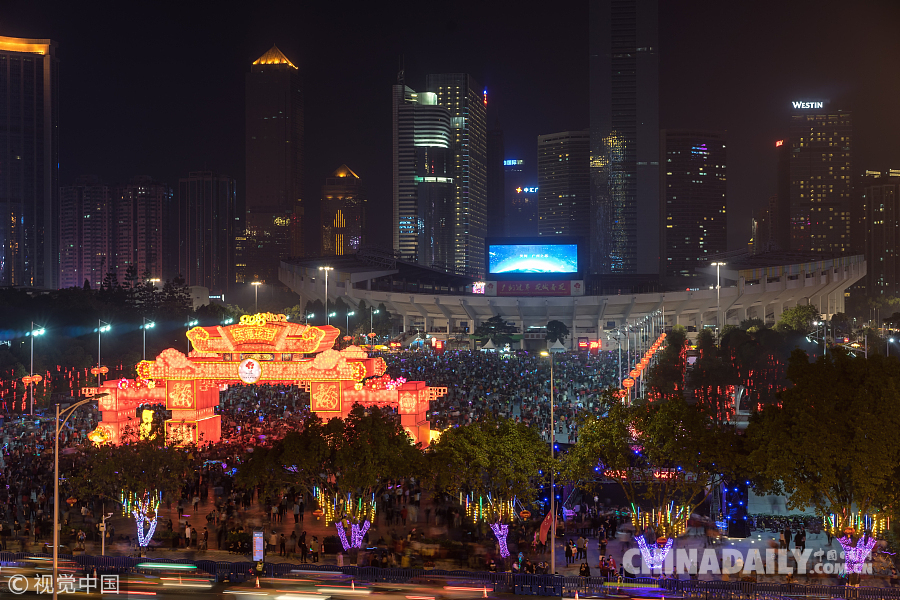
[2,1,899,266]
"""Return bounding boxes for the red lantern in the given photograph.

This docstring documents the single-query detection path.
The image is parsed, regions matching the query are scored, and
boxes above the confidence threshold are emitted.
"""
[641,358,650,366]
[342,335,352,341]
[629,369,640,378]
[623,378,635,389]
[32,375,42,384]
[21,376,33,385]
[90,368,100,375]
[99,366,109,374]
[519,510,532,519]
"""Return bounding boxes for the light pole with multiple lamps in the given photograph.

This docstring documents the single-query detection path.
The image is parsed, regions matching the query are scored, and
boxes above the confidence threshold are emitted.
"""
[371,309,380,336]
[540,349,556,574]
[319,266,333,325]
[53,396,97,600]
[251,281,262,312]
[712,262,727,337]
[97,320,111,385]
[346,311,355,338]
[140,318,155,361]
[305,312,314,325]
[27,322,45,415]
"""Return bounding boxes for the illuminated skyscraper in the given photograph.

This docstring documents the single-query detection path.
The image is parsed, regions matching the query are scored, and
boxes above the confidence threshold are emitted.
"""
[537,130,591,238]
[589,0,659,274]
[178,171,237,293]
[111,176,168,284]
[392,80,454,268]
[505,159,539,237]
[0,36,59,287]
[659,130,727,279]
[425,73,487,276]
[245,45,303,283]
[788,101,852,253]
[321,165,366,256]
[863,170,900,297]
[59,177,110,289]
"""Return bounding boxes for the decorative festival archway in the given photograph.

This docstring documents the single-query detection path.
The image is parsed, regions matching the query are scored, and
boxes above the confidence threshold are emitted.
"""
[85,313,446,446]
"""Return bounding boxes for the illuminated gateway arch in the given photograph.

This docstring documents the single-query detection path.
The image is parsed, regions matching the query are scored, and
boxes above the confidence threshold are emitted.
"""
[85,313,446,445]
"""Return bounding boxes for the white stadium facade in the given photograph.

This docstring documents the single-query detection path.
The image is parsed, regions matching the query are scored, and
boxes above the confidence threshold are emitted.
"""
[280,247,865,351]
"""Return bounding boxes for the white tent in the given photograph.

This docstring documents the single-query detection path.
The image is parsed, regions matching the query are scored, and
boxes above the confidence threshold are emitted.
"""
[480,339,497,351]
[548,340,566,353]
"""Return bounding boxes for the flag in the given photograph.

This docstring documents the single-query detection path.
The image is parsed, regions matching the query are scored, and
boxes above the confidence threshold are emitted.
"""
[539,510,553,544]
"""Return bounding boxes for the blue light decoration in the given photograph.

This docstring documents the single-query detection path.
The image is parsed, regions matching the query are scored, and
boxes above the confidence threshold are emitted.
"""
[335,519,371,551]
[487,243,578,274]
[124,490,162,547]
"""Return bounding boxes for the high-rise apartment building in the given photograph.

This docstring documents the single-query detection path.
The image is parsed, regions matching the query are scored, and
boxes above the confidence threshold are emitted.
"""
[788,101,852,253]
[537,130,591,238]
[59,177,110,289]
[111,177,167,284]
[659,130,727,278]
[391,81,455,269]
[486,126,506,238]
[425,73,487,276]
[321,165,366,256]
[245,45,302,283]
[863,170,900,297]
[589,0,659,274]
[0,37,59,288]
[59,176,169,289]
[177,172,237,293]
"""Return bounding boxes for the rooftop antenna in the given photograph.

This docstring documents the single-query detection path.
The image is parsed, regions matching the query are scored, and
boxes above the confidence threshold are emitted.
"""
[397,55,405,85]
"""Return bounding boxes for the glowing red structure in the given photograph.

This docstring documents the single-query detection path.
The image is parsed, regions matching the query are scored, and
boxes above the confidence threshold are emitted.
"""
[86,313,446,445]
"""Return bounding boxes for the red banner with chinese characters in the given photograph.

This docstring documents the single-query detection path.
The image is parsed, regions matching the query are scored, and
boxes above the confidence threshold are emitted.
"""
[495,280,570,296]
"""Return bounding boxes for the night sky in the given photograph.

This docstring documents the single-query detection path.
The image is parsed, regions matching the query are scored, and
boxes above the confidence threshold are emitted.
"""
[5,0,900,253]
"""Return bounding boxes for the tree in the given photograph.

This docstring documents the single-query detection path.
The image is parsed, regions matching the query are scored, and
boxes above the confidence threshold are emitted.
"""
[545,320,570,344]
[64,437,195,551]
[775,304,820,335]
[739,318,766,332]
[688,329,733,423]
[428,418,548,555]
[747,349,900,534]
[83,279,91,291]
[646,326,687,400]
[563,391,740,540]
[474,315,517,347]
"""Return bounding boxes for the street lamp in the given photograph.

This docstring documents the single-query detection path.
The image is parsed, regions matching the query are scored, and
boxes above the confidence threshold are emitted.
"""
[251,281,262,312]
[889,338,895,357]
[305,313,314,325]
[27,322,45,415]
[53,396,96,600]
[371,309,380,336]
[140,318,155,361]
[185,319,199,353]
[329,312,336,321]
[711,262,727,338]
[222,317,234,325]
[319,266,334,325]
[346,311,355,336]
[539,349,556,574]
[97,320,111,385]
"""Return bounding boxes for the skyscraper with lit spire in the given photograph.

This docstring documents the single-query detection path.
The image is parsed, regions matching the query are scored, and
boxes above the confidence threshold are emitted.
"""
[243,45,303,284]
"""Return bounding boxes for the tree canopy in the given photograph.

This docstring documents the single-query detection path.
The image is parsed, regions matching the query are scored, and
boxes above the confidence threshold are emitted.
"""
[474,315,517,347]
[427,418,549,521]
[746,349,900,528]
[775,304,820,335]
[545,320,570,344]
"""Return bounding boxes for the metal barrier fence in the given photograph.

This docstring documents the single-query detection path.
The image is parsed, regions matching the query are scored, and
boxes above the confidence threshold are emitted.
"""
[3,552,900,598]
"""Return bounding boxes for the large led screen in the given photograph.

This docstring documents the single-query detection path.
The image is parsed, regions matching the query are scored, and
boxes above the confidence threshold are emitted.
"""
[487,244,579,274]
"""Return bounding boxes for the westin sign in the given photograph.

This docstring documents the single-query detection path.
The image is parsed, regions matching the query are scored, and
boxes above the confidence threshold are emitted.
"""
[792,101,824,109]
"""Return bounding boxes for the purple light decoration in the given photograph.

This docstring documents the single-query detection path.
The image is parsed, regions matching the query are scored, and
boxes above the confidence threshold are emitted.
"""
[335,522,350,551]
[351,520,371,548]
[838,535,877,574]
[490,522,510,558]
[335,519,372,551]
[635,536,674,569]
[131,492,160,547]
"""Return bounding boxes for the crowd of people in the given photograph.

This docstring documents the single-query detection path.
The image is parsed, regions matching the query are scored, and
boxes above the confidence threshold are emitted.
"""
[380,350,628,443]
[0,349,629,563]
